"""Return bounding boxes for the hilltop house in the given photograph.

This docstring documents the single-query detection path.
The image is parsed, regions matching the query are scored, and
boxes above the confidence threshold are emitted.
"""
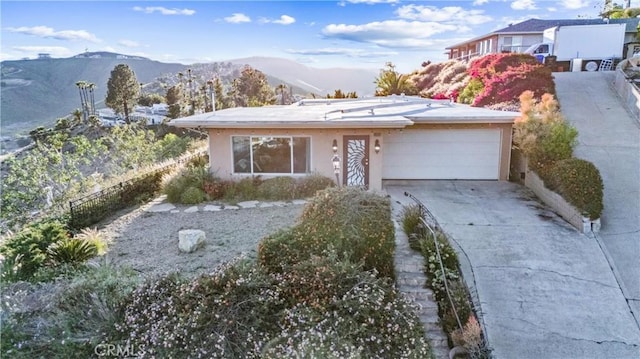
[446,18,640,61]
[169,96,519,191]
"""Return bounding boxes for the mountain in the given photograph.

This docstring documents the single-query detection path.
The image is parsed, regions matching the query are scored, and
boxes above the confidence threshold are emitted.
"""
[0,52,379,146]
[1,53,187,139]
[228,57,378,97]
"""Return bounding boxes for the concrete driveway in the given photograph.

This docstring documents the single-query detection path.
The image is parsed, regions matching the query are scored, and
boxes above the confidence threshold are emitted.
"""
[386,180,640,359]
[554,71,640,329]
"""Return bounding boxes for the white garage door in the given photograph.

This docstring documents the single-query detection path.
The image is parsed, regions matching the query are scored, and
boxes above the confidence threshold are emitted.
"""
[382,129,501,180]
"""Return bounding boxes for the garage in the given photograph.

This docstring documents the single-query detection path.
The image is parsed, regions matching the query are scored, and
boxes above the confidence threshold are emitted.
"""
[382,128,502,180]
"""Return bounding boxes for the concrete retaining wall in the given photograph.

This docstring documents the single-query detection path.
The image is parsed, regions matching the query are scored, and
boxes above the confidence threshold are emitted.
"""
[614,69,640,120]
[524,169,592,233]
[511,150,597,233]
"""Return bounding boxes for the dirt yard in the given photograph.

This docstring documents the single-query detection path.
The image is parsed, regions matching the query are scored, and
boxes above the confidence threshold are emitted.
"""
[100,199,305,278]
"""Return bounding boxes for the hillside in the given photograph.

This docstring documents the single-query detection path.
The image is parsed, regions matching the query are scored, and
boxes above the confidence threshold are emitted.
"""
[229,56,378,97]
[1,53,378,146]
[0,55,187,139]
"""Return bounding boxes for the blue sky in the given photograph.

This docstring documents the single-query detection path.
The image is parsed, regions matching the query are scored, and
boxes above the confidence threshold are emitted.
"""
[2,0,638,72]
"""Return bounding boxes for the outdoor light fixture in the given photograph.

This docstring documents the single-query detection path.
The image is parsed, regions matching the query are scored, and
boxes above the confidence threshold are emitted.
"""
[374,139,381,153]
[332,139,338,153]
[332,154,341,186]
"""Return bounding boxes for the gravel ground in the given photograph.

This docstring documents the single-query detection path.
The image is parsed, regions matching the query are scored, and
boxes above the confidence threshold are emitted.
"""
[101,199,305,279]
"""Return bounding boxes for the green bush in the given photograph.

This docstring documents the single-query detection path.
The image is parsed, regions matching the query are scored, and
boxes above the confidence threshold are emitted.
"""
[155,133,190,160]
[163,164,213,203]
[258,176,296,200]
[295,173,336,198]
[545,158,604,219]
[457,78,484,105]
[46,238,98,266]
[400,204,423,236]
[222,176,261,201]
[180,186,206,204]
[0,219,70,282]
[258,187,396,279]
[1,264,140,358]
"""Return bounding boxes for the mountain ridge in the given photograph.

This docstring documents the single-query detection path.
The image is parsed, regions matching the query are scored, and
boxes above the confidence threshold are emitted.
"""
[1,52,379,144]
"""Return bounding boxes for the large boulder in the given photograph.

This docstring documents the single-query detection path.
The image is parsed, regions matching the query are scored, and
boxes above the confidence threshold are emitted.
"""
[178,230,205,253]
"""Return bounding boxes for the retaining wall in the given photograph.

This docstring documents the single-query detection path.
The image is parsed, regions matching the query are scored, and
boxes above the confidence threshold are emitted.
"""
[614,69,640,120]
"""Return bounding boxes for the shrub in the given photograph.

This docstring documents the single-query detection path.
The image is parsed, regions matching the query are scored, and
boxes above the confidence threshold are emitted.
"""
[46,238,98,266]
[400,204,423,236]
[202,177,229,200]
[1,264,140,358]
[295,174,335,198]
[0,219,70,281]
[466,53,555,108]
[450,315,491,359]
[222,176,261,202]
[180,186,206,204]
[259,187,396,279]
[513,91,577,173]
[457,78,484,105]
[258,176,296,200]
[409,59,469,99]
[545,158,604,219]
[74,227,110,255]
[118,255,431,358]
[163,164,213,203]
[155,133,190,160]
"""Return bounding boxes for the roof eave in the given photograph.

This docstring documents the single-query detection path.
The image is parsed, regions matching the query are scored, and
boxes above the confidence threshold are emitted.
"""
[169,120,414,129]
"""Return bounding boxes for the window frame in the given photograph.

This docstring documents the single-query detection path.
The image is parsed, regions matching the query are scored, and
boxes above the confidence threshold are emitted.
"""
[230,135,312,175]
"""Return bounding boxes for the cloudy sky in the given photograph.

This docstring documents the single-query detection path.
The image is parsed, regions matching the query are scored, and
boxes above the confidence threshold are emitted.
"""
[1,0,636,72]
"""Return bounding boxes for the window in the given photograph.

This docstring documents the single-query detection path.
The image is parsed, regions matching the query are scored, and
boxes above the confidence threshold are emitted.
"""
[232,136,311,174]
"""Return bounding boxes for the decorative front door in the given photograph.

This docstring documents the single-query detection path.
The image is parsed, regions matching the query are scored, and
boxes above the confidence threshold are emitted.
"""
[343,135,369,188]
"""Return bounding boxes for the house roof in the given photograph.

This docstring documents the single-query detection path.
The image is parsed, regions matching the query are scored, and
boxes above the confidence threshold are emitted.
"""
[168,96,519,130]
[446,17,640,49]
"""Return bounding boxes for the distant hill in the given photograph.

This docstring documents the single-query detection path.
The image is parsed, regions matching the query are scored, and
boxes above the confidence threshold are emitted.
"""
[0,53,187,139]
[0,52,379,144]
[229,57,378,97]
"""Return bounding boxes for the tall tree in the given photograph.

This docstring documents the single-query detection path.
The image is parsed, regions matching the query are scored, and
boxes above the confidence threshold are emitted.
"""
[105,64,140,123]
[374,62,417,96]
[232,66,275,107]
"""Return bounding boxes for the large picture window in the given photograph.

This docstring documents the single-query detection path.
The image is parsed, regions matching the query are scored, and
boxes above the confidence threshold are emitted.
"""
[232,136,311,174]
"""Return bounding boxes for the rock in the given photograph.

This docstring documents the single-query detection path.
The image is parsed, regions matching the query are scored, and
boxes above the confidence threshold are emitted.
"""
[178,230,205,253]
[237,200,259,208]
[203,205,222,211]
[148,203,176,212]
[184,206,199,213]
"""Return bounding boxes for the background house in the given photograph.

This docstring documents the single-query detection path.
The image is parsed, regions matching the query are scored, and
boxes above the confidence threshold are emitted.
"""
[446,18,640,61]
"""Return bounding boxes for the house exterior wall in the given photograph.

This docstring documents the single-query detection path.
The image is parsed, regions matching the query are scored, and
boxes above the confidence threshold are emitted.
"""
[206,123,513,191]
[207,128,385,191]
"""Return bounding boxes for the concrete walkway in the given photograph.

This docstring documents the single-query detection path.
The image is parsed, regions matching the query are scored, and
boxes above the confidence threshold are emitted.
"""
[554,71,640,328]
[386,181,640,359]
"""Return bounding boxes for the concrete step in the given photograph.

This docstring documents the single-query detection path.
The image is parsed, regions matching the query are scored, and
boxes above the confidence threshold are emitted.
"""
[420,312,441,325]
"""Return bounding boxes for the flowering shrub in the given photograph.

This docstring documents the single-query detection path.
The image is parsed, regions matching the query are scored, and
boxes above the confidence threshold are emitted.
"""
[258,187,396,279]
[117,255,432,358]
[409,60,469,99]
[513,91,577,174]
[400,206,489,357]
[463,53,555,108]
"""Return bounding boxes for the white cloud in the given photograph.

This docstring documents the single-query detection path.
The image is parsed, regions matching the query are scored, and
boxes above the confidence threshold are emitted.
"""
[473,0,490,5]
[274,15,296,25]
[559,0,590,9]
[511,0,537,10]
[548,6,558,11]
[224,13,251,24]
[259,15,296,25]
[395,5,492,25]
[7,26,100,42]
[132,6,195,15]
[322,20,464,49]
[118,39,140,48]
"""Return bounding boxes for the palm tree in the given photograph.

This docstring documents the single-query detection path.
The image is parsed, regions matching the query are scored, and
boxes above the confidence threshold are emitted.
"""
[276,83,287,105]
[374,62,417,96]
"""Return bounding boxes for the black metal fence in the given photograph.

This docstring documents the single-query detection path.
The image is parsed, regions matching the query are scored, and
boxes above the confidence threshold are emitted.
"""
[68,150,206,229]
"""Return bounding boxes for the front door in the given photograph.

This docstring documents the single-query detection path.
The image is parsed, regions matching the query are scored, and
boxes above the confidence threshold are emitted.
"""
[343,135,369,188]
